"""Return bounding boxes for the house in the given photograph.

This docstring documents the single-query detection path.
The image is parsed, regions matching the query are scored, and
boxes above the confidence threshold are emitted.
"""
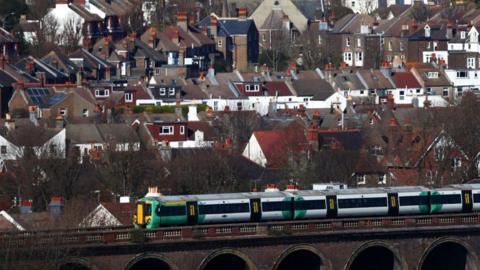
[390,70,424,106]
[69,48,116,81]
[375,14,415,67]
[197,10,259,71]
[8,86,97,120]
[407,23,449,64]
[66,123,104,162]
[15,56,71,85]
[410,63,453,105]
[146,76,186,105]
[0,118,66,161]
[80,201,134,227]
[83,0,134,40]
[96,123,141,151]
[356,68,396,102]
[250,0,308,44]
[41,50,80,83]
[242,121,308,168]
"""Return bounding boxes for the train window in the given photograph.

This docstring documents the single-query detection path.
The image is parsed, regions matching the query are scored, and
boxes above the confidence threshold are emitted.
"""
[158,205,186,216]
[294,200,326,210]
[145,203,152,215]
[431,194,461,204]
[338,197,387,208]
[399,196,429,206]
[262,201,291,212]
[474,194,480,203]
[199,203,250,214]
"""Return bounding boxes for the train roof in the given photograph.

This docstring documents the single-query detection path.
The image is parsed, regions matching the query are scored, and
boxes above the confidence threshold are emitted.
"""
[141,186,431,203]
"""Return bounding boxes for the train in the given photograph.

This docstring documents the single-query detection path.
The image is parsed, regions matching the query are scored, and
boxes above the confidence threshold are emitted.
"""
[134,184,480,229]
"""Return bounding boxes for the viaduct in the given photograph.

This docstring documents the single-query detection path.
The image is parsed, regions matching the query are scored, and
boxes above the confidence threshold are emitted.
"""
[3,212,480,270]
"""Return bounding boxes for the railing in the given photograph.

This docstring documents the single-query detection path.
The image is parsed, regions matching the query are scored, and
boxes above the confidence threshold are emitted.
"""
[0,213,478,249]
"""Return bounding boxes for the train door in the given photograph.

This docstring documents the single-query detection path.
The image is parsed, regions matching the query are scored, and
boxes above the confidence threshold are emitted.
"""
[186,201,198,225]
[250,198,262,222]
[326,195,337,218]
[462,190,473,212]
[388,193,399,216]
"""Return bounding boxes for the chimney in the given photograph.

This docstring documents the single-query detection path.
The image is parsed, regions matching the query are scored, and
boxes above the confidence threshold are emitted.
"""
[146,186,162,197]
[210,15,218,39]
[171,28,180,45]
[29,106,39,126]
[380,61,392,77]
[387,93,394,109]
[282,15,290,32]
[424,24,431,38]
[177,11,188,32]
[149,27,157,48]
[446,20,452,39]
[265,184,279,192]
[36,72,46,86]
[189,15,196,26]
[19,199,33,214]
[178,47,185,65]
[201,24,208,36]
[285,184,298,192]
[4,113,14,131]
[188,105,199,121]
[76,71,82,86]
[238,7,247,19]
[55,115,65,128]
[175,91,182,117]
[306,122,319,150]
[105,67,111,81]
[49,197,64,221]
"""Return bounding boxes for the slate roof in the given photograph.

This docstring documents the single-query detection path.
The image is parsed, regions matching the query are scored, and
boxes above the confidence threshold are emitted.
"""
[15,57,70,83]
[0,27,17,44]
[67,124,104,145]
[41,49,79,75]
[357,70,395,90]
[331,14,374,33]
[96,124,139,144]
[409,24,449,41]
[69,48,115,70]
[318,129,363,151]
[259,9,287,30]
[292,78,334,100]
[333,72,365,91]
[134,39,167,62]
[0,69,16,88]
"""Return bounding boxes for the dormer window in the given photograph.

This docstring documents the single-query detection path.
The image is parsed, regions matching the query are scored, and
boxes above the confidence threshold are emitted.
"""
[424,24,431,38]
[426,72,438,78]
[245,84,260,92]
[125,93,133,103]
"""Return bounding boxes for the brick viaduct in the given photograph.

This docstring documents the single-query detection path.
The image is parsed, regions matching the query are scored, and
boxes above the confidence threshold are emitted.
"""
[7,213,480,270]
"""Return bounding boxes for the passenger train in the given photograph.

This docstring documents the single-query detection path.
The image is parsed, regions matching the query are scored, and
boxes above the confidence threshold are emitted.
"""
[134,184,480,229]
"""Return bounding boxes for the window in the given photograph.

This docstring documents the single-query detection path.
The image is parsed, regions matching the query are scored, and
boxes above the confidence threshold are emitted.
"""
[457,87,463,96]
[378,174,387,185]
[427,42,431,49]
[343,52,352,61]
[49,144,57,154]
[399,90,405,100]
[168,88,175,96]
[356,174,366,185]
[357,38,361,47]
[95,89,109,97]
[399,42,404,51]
[262,33,266,42]
[433,41,438,50]
[59,108,67,116]
[467,57,475,68]
[180,126,185,135]
[443,88,449,96]
[125,93,133,103]
[461,31,466,39]
[452,157,462,171]
[217,39,222,47]
[355,52,363,62]
[160,126,174,135]
[159,88,166,95]
[351,1,355,6]
[456,71,468,78]
[416,89,421,94]
[346,37,350,47]
[427,72,438,78]
[82,109,89,117]
[426,87,432,94]
[388,41,392,51]
[0,145,6,155]
[318,35,322,45]
[237,102,243,111]
[245,84,259,92]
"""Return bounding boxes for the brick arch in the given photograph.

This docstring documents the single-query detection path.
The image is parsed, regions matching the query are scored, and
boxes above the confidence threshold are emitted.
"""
[124,253,180,270]
[416,237,479,270]
[271,244,333,270]
[344,240,408,270]
[197,248,257,270]
[57,257,97,270]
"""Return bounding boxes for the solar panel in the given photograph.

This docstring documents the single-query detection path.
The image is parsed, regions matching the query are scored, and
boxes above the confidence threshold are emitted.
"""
[47,93,67,106]
[26,88,51,106]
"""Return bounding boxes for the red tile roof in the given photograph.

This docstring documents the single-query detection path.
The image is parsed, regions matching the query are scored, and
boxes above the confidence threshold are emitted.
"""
[101,202,135,225]
[391,72,422,89]
[253,122,308,168]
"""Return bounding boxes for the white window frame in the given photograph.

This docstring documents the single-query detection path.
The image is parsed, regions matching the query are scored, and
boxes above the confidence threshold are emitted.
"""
[427,72,438,78]
[160,126,174,135]
[378,174,387,185]
[125,93,133,103]
[160,88,166,95]
[180,126,185,135]
[456,71,468,78]
[467,57,475,69]
[355,51,363,61]
[245,84,260,92]
[357,38,361,47]
[346,37,350,47]
[356,174,366,185]
[95,89,110,97]
[343,52,352,61]
[168,88,175,96]
[59,108,67,116]
[82,108,89,117]
[218,39,222,47]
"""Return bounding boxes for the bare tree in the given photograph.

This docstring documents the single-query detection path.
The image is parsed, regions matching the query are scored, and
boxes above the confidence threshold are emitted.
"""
[259,30,292,72]
[61,17,83,54]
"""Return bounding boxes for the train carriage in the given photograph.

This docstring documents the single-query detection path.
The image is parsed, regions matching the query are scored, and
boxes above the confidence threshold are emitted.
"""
[430,188,464,213]
[395,186,431,215]
[290,191,327,220]
[260,195,294,221]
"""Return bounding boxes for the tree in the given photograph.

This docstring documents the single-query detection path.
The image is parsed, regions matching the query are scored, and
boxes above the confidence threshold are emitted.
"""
[295,31,327,70]
[60,17,83,54]
[259,30,292,72]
